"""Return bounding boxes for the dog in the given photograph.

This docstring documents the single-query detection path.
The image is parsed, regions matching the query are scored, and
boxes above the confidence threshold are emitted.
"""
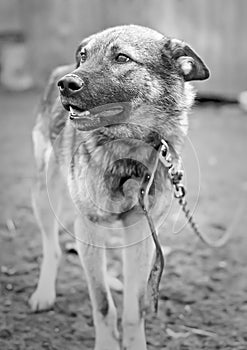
[29,25,209,350]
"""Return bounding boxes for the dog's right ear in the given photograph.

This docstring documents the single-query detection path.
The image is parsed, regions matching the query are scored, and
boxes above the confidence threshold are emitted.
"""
[164,38,210,81]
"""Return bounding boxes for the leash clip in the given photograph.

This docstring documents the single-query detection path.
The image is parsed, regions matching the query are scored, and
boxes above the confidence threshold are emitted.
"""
[159,139,173,168]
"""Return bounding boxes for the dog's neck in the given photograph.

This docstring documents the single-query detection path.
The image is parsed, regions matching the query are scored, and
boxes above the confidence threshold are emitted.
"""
[80,109,188,163]
[77,114,186,188]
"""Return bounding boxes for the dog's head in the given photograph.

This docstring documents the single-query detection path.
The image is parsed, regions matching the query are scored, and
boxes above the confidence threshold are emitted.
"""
[57,25,209,136]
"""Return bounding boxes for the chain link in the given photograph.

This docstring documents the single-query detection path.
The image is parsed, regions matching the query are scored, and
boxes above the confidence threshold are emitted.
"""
[138,137,232,314]
[160,139,231,248]
[178,197,200,235]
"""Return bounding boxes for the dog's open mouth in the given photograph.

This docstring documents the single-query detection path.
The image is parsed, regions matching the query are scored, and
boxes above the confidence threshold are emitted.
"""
[69,103,131,131]
[69,106,91,119]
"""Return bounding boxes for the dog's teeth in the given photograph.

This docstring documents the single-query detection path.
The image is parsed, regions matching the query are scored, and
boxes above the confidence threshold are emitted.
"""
[69,107,90,117]
[69,106,77,115]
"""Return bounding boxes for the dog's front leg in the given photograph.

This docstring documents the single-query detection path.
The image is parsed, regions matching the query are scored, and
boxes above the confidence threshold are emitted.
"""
[122,215,155,350]
[29,147,62,312]
[74,216,120,350]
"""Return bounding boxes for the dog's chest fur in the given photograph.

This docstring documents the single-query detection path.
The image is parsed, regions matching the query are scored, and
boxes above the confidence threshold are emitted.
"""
[58,124,171,223]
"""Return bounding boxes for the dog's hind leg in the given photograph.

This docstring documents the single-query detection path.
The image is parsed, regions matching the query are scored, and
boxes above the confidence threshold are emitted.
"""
[29,130,62,311]
[74,216,120,350]
[122,215,155,350]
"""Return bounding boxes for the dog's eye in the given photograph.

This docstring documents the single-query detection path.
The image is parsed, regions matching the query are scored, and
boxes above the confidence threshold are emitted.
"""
[80,49,87,63]
[115,54,131,63]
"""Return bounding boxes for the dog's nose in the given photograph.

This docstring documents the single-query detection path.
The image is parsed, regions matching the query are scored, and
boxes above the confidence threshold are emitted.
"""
[57,74,84,95]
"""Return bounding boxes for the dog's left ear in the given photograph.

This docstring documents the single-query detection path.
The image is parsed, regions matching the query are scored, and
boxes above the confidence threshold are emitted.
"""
[164,39,210,81]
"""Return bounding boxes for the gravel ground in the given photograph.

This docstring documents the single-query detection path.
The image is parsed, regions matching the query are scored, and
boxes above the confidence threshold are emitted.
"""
[0,91,247,350]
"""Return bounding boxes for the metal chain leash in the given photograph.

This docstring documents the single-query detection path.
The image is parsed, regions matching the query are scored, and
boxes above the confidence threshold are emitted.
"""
[139,138,234,313]
[160,139,232,248]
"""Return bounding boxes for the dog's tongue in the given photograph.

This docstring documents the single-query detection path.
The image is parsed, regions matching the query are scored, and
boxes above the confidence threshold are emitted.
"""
[70,103,131,131]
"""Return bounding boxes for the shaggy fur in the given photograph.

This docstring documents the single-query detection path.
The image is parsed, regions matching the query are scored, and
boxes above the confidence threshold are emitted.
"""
[30,25,209,350]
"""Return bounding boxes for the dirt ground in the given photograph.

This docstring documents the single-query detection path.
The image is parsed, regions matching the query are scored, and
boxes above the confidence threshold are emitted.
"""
[0,91,247,350]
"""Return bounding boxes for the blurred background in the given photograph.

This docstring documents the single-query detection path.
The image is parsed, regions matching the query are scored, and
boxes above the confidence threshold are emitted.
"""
[1,1,247,350]
[0,0,247,97]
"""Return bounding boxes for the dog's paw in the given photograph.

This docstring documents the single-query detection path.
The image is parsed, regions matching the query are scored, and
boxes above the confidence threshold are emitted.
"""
[29,288,55,312]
